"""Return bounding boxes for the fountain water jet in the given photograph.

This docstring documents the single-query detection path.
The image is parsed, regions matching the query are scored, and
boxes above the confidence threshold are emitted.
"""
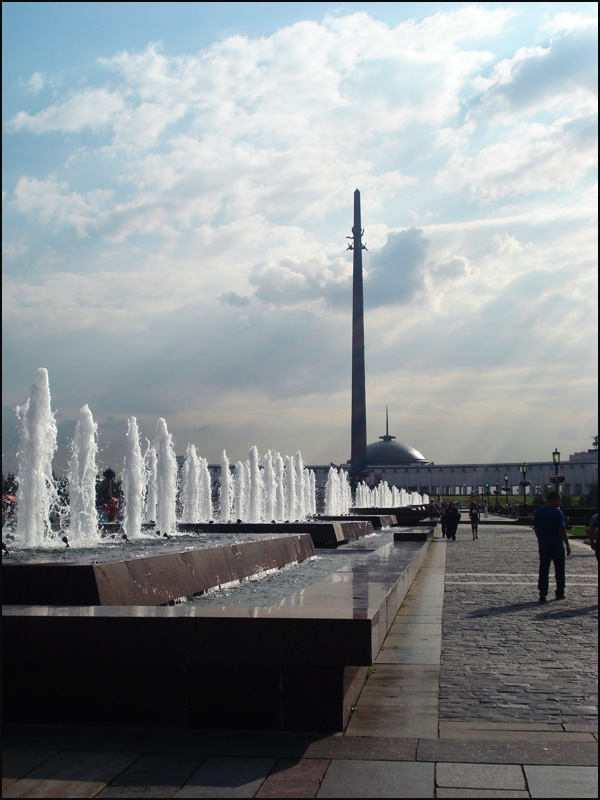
[14,368,59,548]
[285,455,296,520]
[248,446,262,524]
[181,443,201,523]
[122,417,146,540]
[263,450,276,522]
[144,444,158,524]
[68,404,100,544]
[155,418,177,534]
[220,450,232,522]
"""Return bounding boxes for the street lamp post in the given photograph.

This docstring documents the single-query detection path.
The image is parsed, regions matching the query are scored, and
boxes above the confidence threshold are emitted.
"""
[551,448,566,494]
[495,479,500,509]
[519,463,530,511]
[504,472,510,500]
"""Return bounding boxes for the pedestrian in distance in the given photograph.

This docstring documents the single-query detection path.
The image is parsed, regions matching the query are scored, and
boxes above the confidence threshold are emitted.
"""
[440,501,448,538]
[589,512,598,563]
[445,502,461,541]
[469,501,480,540]
[533,491,571,603]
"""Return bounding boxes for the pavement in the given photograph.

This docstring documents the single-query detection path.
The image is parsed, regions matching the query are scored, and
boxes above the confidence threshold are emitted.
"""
[3,519,598,798]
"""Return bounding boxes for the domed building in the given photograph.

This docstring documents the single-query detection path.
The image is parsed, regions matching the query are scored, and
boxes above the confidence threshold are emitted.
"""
[365,409,430,467]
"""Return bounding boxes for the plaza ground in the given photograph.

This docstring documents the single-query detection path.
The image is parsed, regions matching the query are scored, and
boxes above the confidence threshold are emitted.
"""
[3,519,598,797]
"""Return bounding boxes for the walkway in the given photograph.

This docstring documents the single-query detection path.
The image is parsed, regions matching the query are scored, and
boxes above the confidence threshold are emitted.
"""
[3,522,598,797]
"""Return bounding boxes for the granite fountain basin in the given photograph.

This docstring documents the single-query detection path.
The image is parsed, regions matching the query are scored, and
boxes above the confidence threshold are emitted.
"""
[3,527,435,732]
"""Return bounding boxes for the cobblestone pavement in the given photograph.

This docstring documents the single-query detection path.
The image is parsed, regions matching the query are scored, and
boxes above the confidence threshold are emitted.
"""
[440,525,598,728]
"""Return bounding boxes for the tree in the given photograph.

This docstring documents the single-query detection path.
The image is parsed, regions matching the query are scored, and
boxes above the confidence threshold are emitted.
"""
[2,472,17,495]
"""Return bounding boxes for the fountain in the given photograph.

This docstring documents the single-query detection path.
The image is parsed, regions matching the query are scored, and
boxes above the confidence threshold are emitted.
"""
[144,443,158,524]
[122,416,146,540]
[3,368,436,733]
[68,404,100,545]
[155,417,178,535]
[14,368,60,549]
[5,368,427,549]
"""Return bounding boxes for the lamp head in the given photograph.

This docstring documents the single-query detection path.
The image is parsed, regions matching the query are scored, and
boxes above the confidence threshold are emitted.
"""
[552,448,560,466]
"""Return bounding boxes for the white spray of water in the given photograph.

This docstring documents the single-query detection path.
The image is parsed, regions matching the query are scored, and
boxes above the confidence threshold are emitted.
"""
[248,445,262,523]
[233,460,247,521]
[285,455,296,520]
[220,450,232,521]
[274,452,285,521]
[68,404,99,543]
[181,443,201,523]
[325,466,351,515]
[144,443,158,523]
[263,450,276,521]
[15,368,59,547]
[154,418,177,534]
[122,417,146,539]
[295,451,305,520]
[199,456,213,521]
[354,480,429,508]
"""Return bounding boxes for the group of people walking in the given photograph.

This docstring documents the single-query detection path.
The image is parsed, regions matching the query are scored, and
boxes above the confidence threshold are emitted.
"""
[433,491,597,605]
[436,498,482,541]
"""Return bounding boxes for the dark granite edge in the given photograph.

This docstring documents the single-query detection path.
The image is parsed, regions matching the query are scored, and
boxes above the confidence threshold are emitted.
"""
[5,726,595,766]
[416,737,599,766]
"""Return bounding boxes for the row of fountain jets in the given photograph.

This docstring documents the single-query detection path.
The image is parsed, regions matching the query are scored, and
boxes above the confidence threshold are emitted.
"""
[10,368,427,550]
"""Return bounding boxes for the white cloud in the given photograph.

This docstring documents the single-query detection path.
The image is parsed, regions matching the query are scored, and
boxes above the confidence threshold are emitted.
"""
[435,116,597,203]
[19,71,45,94]
[13,177,114,235]
[2,5,597,469]
[541,11,598,36]
[7,88,126,134]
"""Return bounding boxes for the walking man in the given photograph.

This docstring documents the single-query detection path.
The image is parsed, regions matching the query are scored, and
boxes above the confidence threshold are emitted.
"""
[445,502,461,541]
[533,491,571,603]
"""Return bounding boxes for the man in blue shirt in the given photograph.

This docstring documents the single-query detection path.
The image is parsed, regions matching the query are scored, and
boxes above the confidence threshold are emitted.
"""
[533,491,571,603]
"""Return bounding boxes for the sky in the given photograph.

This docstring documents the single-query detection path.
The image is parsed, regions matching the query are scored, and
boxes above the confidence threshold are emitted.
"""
[2,1,598,475]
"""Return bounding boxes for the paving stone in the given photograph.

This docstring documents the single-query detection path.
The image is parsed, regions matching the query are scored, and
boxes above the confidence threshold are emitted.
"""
[440,528,598,729]
[355,692,438,709]
[2,749,58,788]
[97,787,178,798]
[523,765,598,797]
[417,738,598,766]
[439,722,553,734]
[377,647,441,665]
[346,706,438,739]
[362,665,440,692]
[2,750,138,798]
[173,756,275,798]
[3,778,114,797]
[438,729,595,743]
[254,757,329,798]
[303,736,417,762]
[110,753,203,786]
[316,759,434,798]
[437,789,529,798]
[436,762,525,789]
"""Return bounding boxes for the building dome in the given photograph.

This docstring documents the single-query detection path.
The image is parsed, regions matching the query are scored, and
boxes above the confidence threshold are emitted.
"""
[364,409,429,466]
[365,438,428,466]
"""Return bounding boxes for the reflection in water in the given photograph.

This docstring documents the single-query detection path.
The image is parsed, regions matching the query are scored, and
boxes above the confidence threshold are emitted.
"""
[185,530,396,611]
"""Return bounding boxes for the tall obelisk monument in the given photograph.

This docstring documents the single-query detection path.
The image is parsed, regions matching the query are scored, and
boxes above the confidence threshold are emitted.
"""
[349,189,367,479]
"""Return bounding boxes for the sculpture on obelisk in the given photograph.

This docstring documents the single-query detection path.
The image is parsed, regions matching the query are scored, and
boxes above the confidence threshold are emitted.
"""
[347,189,368,483]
